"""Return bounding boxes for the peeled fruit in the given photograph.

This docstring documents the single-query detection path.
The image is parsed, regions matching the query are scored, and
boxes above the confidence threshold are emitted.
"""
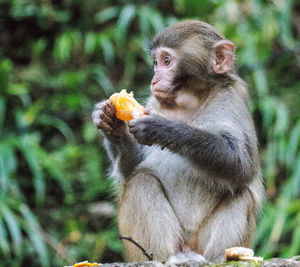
[224,247,263,262]
[73,261,101,267]
[110,89,145,122]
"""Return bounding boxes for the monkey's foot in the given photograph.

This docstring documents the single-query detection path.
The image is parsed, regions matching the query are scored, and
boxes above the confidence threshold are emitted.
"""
[166,251,207,266]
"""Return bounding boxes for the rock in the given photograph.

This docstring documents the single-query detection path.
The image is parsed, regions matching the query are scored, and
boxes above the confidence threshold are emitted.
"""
[65,256,300,267]
[102,262,164,267]
[262,257,300,267]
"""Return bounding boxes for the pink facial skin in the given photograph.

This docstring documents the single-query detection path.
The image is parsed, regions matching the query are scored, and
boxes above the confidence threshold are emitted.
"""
[150,47,179,106]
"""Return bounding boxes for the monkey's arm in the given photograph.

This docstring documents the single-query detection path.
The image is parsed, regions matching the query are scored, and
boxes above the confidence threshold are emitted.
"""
[129,115,255,189]
[103,134,144,178]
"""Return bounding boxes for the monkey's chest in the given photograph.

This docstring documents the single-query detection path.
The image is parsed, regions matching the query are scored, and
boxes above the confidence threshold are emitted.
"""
[137,146,217,233]
[139,146,193,181]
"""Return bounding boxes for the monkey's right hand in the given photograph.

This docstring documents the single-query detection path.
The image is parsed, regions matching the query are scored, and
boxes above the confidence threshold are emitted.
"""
[92,100,127,138]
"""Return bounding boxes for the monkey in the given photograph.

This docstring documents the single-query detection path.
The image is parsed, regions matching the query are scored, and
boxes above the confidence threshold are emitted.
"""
[92,20,264,264]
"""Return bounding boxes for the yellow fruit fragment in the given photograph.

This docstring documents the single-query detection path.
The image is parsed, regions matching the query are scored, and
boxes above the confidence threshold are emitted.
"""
[73,261,101,267]
[110,89,145,122]
[224,247,263,262]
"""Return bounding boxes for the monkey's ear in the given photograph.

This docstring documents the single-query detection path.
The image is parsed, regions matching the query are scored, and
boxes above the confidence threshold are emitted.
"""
[212,40,235,74]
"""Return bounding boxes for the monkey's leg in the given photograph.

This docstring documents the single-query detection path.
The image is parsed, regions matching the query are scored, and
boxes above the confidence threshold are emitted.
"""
[118,171,183,262]
[198,190,256,262]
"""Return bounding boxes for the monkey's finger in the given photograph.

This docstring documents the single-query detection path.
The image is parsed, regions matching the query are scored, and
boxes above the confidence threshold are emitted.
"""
[146,109,161,117]
[128,126,138,134]
[135,137,153,146]
[144,108,150,115]
[143,108,161,116]
[128,119,138,128]
[103,107,115,118]
[110,131,122,137]
[108,100,116,112]
[105,100,117,115]
[97,120,113,134]
[99,110,113,125]
[102,104,115,118]
[111,119,125,132]
[94,101,114,117]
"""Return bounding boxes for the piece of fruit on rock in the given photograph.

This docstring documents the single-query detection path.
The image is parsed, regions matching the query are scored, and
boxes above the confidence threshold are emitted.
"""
[109,89,146,122]
[72,261,101,267]
[225,247,263,262]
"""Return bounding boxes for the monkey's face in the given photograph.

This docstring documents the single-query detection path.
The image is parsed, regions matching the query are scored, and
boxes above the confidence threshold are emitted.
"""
[150,47,181,106]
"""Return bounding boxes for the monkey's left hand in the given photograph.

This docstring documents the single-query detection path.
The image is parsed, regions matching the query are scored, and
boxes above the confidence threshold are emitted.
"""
[128,113,168,146]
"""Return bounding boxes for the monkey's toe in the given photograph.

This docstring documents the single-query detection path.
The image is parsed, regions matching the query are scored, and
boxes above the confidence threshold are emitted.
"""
[166,251,206,266]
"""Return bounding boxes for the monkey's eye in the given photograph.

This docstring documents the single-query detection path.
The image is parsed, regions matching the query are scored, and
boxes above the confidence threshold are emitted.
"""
[164,56,171,66]
[153,58,158,66]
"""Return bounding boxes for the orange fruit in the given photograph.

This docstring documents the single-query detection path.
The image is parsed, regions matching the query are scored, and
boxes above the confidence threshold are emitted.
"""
[110,89,145,122]
[73,261,101,267]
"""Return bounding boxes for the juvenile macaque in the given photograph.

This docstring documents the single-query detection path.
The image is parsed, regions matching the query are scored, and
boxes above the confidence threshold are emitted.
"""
[92,20,264,264]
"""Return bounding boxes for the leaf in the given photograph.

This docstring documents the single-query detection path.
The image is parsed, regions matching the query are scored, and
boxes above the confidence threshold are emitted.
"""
[137,6,152,36]
[84,32,97,55]
[165,16,178,26]
[0,144,10,192]
[277,0,294,49]
[95,6,120,24]
[259,97,275,133]
[274,103,289,135]
[53,33,72,62]
[32,39,47,62]
[0,203,22,255]
[7,83,29,95]
[149,10,165,33]
[0,59,13,91]
[17,133,45,203]
[20,204,49,267]
[0,216,10,256]
[269,197,290,245]
[253,65,269,97]
[23,98,44,124]
[116,5,136,47]
[286,120,300,164]
[263,142,277,188]
[290,157,300,196]
[36,114,74,141]
[0,97,5,130]
[287,224,300,257]
[99,35,115,64]
[82,122,98,143]
[122,50,137,87]
[254,204,275,247]
[92,66,115,97]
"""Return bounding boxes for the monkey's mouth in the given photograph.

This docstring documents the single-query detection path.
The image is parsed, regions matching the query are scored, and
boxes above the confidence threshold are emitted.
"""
[152,89,176,107]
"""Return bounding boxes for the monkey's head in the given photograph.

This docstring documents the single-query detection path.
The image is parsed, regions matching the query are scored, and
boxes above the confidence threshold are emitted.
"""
[150,20,236,106]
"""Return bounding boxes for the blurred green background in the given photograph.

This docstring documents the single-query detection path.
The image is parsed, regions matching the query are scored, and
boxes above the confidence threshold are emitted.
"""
[0,0,300,266]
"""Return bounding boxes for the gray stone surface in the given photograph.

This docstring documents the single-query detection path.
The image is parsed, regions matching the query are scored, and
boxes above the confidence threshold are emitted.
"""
[100,257,300,267]
[262,256,300,267]
[65,256,300,267]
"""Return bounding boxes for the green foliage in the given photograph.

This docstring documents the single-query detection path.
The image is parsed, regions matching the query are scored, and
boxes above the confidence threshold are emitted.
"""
[0,0,299,266]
